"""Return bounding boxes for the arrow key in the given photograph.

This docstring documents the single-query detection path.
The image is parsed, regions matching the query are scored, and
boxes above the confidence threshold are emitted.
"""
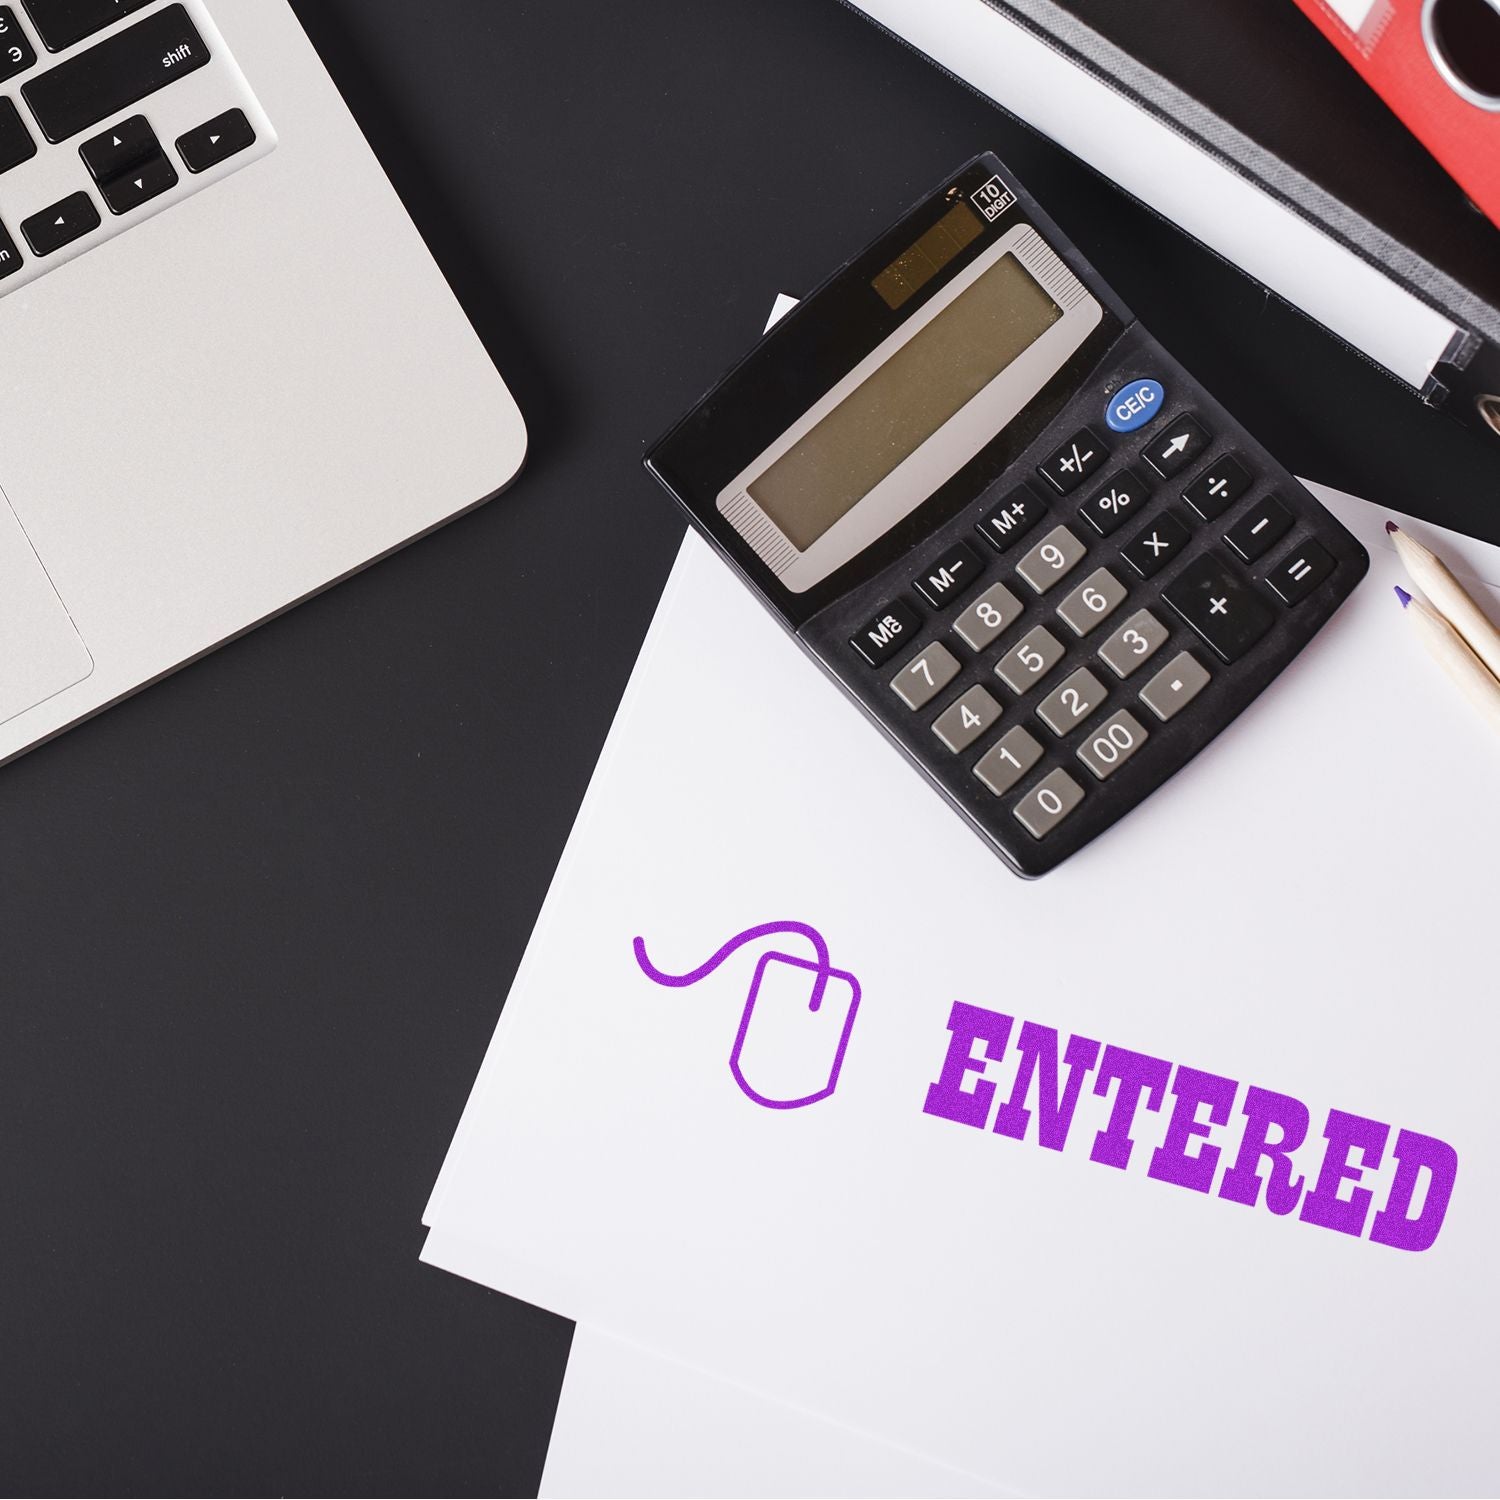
[21,191,100,256]
[99,149,177,214]
[1142,415,1211,479]
[80,114,158,182]
[176,108,255,173]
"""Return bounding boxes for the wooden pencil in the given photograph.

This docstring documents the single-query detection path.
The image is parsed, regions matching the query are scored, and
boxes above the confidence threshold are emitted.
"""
[1387,521,1500,684]
[1395,586,1500,737]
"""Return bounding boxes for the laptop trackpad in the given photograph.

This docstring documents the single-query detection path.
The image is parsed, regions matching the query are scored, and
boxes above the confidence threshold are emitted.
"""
[0,490,92,728]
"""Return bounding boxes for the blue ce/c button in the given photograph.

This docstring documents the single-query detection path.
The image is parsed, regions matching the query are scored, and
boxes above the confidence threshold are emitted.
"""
[1105,378,1165,433]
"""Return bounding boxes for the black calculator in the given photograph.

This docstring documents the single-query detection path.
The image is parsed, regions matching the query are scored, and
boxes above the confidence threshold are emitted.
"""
[644,154,1368,876]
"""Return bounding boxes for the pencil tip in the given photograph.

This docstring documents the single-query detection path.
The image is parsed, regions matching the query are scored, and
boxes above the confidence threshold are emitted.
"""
[1385,520,1400,534]
[1395,585,1413,608]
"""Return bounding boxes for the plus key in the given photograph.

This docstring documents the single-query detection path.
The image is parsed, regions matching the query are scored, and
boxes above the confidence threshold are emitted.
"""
[1162,552,1273,663]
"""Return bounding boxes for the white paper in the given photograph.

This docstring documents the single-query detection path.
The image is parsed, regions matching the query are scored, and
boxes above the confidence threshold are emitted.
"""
[427,485,1500,1496]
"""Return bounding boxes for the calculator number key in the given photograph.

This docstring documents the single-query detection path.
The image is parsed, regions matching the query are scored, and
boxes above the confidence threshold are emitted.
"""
[914,540,982,608]
[1039,427,1107,494]
[1121,512,1190,579]
[1139,651,1211,721]
[1266,539,1335,605]
[933,685,1001,754]
[1162,553,1273,663]
[891,641,960,710]
[1184,456,1252,521]
[952,581,1023,651]
[1077,709,1148,781]
[851,599,920,667]
[1014,768,1085,839]
[974,726,1043,796]
[1097,609,1168,679]
[1224,495,1292,563]
[977,485,1045,554]
[1037,668,1105,737]
[1079,467,1149,537]
[1015,525,1086,594]
[995,625,1065,693]
[1056,567,1127,637]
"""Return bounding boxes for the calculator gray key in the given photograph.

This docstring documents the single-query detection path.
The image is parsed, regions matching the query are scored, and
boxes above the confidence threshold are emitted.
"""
[1097,608,1169,679]
[1077,709,1149,780]
[952,581,1023,651]
[1036,667,1106,736]
[994,625,1065,693]
[1138,651,1211,721]
[973,726,1043,796]
[891,641,960,710]
[1014,767,1085,838]
[932,685,1001,753]
[1015,524,1087,594]
[1055,567,1127,637]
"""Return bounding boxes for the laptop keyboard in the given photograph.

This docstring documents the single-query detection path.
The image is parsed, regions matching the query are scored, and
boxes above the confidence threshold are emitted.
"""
[0,0,272,293]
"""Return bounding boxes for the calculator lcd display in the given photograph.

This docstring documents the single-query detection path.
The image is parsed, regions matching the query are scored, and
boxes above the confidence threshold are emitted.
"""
[747,257,1062,551]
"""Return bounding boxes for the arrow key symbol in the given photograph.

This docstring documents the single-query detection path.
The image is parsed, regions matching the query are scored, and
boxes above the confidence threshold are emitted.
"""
[1143,414,1210,477]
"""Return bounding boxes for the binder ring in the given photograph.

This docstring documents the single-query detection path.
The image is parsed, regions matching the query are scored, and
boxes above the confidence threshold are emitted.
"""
[1422,0,1500,111]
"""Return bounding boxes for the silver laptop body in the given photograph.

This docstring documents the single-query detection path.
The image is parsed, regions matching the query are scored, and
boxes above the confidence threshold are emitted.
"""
[0,0,527,764]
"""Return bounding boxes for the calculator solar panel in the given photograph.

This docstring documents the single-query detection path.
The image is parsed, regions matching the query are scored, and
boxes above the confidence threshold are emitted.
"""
[645,153,1368,876]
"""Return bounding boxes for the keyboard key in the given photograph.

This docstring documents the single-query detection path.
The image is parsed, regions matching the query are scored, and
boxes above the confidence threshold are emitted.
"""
[932,685,1001,754]
[0,94,36,173]
[1183,455,1252,521]
[952,581,1023,652]
[891,642,960,710]
[1015,524,1086,593]
[850,599,920,668]
[977,484,1045,554]
[22,5,208,144]
[177,107,255,173]
[98,148,175,213]
[1055,566,1127,636]
[1014,768,1085,838]
[1038,426,1107,493]
[1037,667,1106,736]
[1097,609,1168,679]
[1121,511,1190,579]
[1142,415,1211,478]
[1077,709,1149,780]
[974,726,1043,796]
[913,540,982,608]
[995,625,1065,693]
[0,216,21,278]
[1265,539,1336,606]
[1162,552,1274,663]
[1078,466,1150,537]
[20,189,98,254]
[1224,495,1293,563]
[79,112,156,179]
[1103,377,1165,434]
[1139,651,1211,721]
[21,0,153,51]
[0,6,37,81]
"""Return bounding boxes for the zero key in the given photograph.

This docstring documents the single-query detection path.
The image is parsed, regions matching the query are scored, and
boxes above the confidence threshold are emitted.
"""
[1162,552,1273,663]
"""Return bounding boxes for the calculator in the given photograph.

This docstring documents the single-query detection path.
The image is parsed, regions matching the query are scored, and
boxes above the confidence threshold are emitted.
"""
[644,154,1368,877]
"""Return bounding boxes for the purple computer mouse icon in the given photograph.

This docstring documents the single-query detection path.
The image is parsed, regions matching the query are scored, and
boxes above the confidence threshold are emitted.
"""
[633,920,861,1109]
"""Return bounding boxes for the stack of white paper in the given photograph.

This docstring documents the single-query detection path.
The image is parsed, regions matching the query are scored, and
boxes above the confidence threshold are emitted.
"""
[424,485,1500,1497]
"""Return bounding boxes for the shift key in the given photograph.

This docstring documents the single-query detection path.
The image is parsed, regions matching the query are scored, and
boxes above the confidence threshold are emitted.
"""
[22,5,208,144]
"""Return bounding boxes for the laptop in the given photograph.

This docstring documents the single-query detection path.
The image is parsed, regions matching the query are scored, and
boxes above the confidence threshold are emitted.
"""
[0,0,527,764]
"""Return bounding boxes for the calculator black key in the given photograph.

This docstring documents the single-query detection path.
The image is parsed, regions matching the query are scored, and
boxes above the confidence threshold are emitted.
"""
[21,0,153,51]
[1224,495,1293,563]
[98,148,175,213]
[0,94,36,173]
[20,189,97,254]
[1078,467,1149,537]
[0,217,21,278]
[1265,540,1336,606]
[1120,511,1190,579]
[1038,426,1107,493]
[0,6,36,81]
[79,112,157,180]
[850,599,921,668]
[976,484,1044,554]
[1142,415,1211,478]
[176,108,255,173]
[1162,553,1274,663]
[913,540,981,608]
[22,5,208,144]
[1183,455,1252,521]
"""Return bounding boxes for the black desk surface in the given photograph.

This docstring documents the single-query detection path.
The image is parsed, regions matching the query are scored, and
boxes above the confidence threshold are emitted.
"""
[5,2,1497,1495]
